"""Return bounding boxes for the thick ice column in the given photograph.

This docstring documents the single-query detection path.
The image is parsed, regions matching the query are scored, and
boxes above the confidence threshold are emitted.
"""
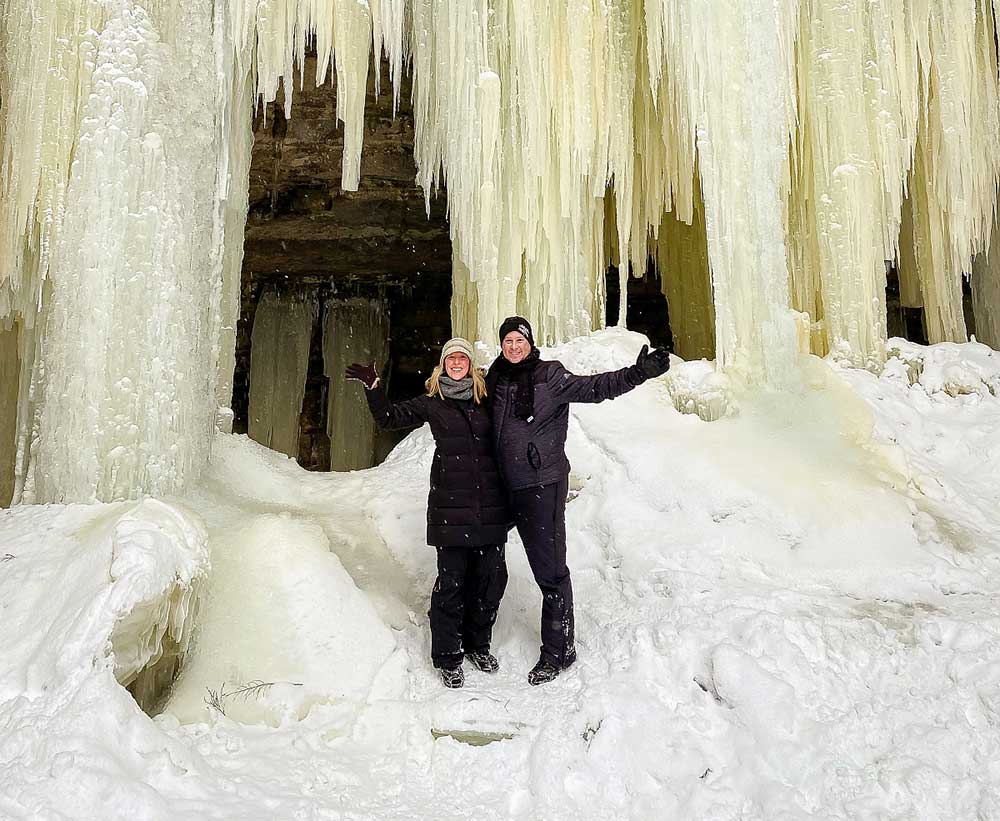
[15,0,234,504]
[972,211,1000,350]
[0,324,18,507]
[787,0,916,365]
[321,298,389,471]
[248,291,316,460]
[654,188,715,361]
[658,0,800,386]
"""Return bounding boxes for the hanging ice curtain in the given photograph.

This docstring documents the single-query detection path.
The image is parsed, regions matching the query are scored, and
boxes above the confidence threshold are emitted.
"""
[248,290,317,459]
[322,298,390,471]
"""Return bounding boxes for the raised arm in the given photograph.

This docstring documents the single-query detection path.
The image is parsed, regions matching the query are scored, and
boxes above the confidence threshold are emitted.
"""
[547,345,670,405]
[346,362,429,430]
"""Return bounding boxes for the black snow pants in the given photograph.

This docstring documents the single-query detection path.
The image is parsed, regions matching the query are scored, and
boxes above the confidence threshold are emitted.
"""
[430,544,508,669]
[511,477,576,668]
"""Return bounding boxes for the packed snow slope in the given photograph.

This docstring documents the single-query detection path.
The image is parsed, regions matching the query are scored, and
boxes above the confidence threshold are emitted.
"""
[1,329,999,819]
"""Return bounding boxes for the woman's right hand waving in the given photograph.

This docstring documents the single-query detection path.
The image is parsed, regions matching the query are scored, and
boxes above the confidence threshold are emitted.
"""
[345,362,379,389]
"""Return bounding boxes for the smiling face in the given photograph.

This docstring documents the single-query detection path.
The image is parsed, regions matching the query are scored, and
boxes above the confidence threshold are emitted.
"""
[444,352,471,380]
[501,331,531,364]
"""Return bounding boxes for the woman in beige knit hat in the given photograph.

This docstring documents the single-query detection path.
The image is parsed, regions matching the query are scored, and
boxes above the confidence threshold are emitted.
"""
[346,338,511,689]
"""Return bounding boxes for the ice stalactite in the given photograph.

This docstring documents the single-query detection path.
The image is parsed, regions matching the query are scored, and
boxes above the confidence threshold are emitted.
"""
[897,2,1000,344]
[239,0,372,190]
[0,323,19,507]
[787,0,916,365]
[649,0,801,387]
[652,182,714,361]
[322,298,389,471]
[248,291,317,459]
[972,210,1000,350]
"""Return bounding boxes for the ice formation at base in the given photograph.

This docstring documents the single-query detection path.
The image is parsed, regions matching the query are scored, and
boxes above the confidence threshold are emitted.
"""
[3,0,1000,500]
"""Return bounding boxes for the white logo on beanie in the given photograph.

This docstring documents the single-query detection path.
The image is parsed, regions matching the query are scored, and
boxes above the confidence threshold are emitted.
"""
[518,324,531,339]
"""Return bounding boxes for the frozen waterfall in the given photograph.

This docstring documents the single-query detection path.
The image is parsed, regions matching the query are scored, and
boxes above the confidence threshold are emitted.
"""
[3,0,1000,501]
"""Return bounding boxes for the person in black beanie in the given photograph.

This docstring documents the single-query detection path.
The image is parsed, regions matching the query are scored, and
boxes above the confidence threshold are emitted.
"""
[486,316,670,685]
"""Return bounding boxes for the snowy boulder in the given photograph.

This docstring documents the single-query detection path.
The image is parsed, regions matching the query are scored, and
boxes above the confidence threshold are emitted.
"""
[0,498,208,708]
[107,499,210,711]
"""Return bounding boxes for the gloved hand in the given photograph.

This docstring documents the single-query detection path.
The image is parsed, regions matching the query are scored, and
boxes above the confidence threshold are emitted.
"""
[635,344,671,379]
[345,361,379,389]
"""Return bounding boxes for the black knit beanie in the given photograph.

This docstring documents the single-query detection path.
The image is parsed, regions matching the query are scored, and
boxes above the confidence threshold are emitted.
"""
[498,316,534,346]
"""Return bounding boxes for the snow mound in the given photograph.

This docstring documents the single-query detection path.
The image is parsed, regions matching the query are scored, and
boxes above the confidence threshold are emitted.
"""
[164,511,397,725]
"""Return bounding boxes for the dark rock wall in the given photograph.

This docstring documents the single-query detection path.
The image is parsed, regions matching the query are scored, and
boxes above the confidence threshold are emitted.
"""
[235,57,454,469]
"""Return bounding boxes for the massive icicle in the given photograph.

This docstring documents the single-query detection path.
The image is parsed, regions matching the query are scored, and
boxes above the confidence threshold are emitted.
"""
[973,210,1000,350]
[322,298,389,471]
[12,0,239,504]
[247,291,316,459]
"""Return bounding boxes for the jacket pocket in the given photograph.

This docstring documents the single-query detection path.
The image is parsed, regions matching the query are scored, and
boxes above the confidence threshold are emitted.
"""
[527,442,541,470]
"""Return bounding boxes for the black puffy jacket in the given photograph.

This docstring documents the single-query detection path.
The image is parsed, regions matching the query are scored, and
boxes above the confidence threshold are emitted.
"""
[487,358,647,491]
[364,385,511,547]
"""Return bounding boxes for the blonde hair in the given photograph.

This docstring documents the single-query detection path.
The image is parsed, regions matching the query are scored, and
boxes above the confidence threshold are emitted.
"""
[426,365,488,403]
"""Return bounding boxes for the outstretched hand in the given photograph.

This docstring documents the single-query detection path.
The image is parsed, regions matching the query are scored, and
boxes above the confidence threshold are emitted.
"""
[345,361,379,389]
[635,344,671,379]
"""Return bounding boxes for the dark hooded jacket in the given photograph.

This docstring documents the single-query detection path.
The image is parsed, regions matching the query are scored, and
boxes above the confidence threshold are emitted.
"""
[486,357,647,491]
[364,384,511,547]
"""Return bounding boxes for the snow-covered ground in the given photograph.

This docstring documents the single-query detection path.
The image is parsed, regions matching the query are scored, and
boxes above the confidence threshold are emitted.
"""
[2,329,999,819]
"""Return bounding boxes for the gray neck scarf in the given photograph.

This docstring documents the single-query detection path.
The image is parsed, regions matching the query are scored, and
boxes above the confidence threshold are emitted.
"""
[439,374,474,401]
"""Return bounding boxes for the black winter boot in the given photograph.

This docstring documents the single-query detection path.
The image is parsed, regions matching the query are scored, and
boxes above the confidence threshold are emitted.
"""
[466,650,500,673]
[527,659,560,686]
[440,666,465,688]
[527,651,576,686]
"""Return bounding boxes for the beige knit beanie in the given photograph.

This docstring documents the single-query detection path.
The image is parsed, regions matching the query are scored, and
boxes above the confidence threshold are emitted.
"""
[439,337,475,369]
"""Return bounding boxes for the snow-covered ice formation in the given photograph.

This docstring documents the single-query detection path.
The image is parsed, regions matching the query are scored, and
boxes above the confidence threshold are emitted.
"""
[1,331,998,819]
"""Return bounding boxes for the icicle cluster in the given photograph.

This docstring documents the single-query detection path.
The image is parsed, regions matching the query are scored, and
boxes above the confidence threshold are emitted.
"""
[3,0,1000,502]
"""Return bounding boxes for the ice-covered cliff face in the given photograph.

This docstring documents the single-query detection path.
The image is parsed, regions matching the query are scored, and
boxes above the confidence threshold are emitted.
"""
[2,0,1000,502]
